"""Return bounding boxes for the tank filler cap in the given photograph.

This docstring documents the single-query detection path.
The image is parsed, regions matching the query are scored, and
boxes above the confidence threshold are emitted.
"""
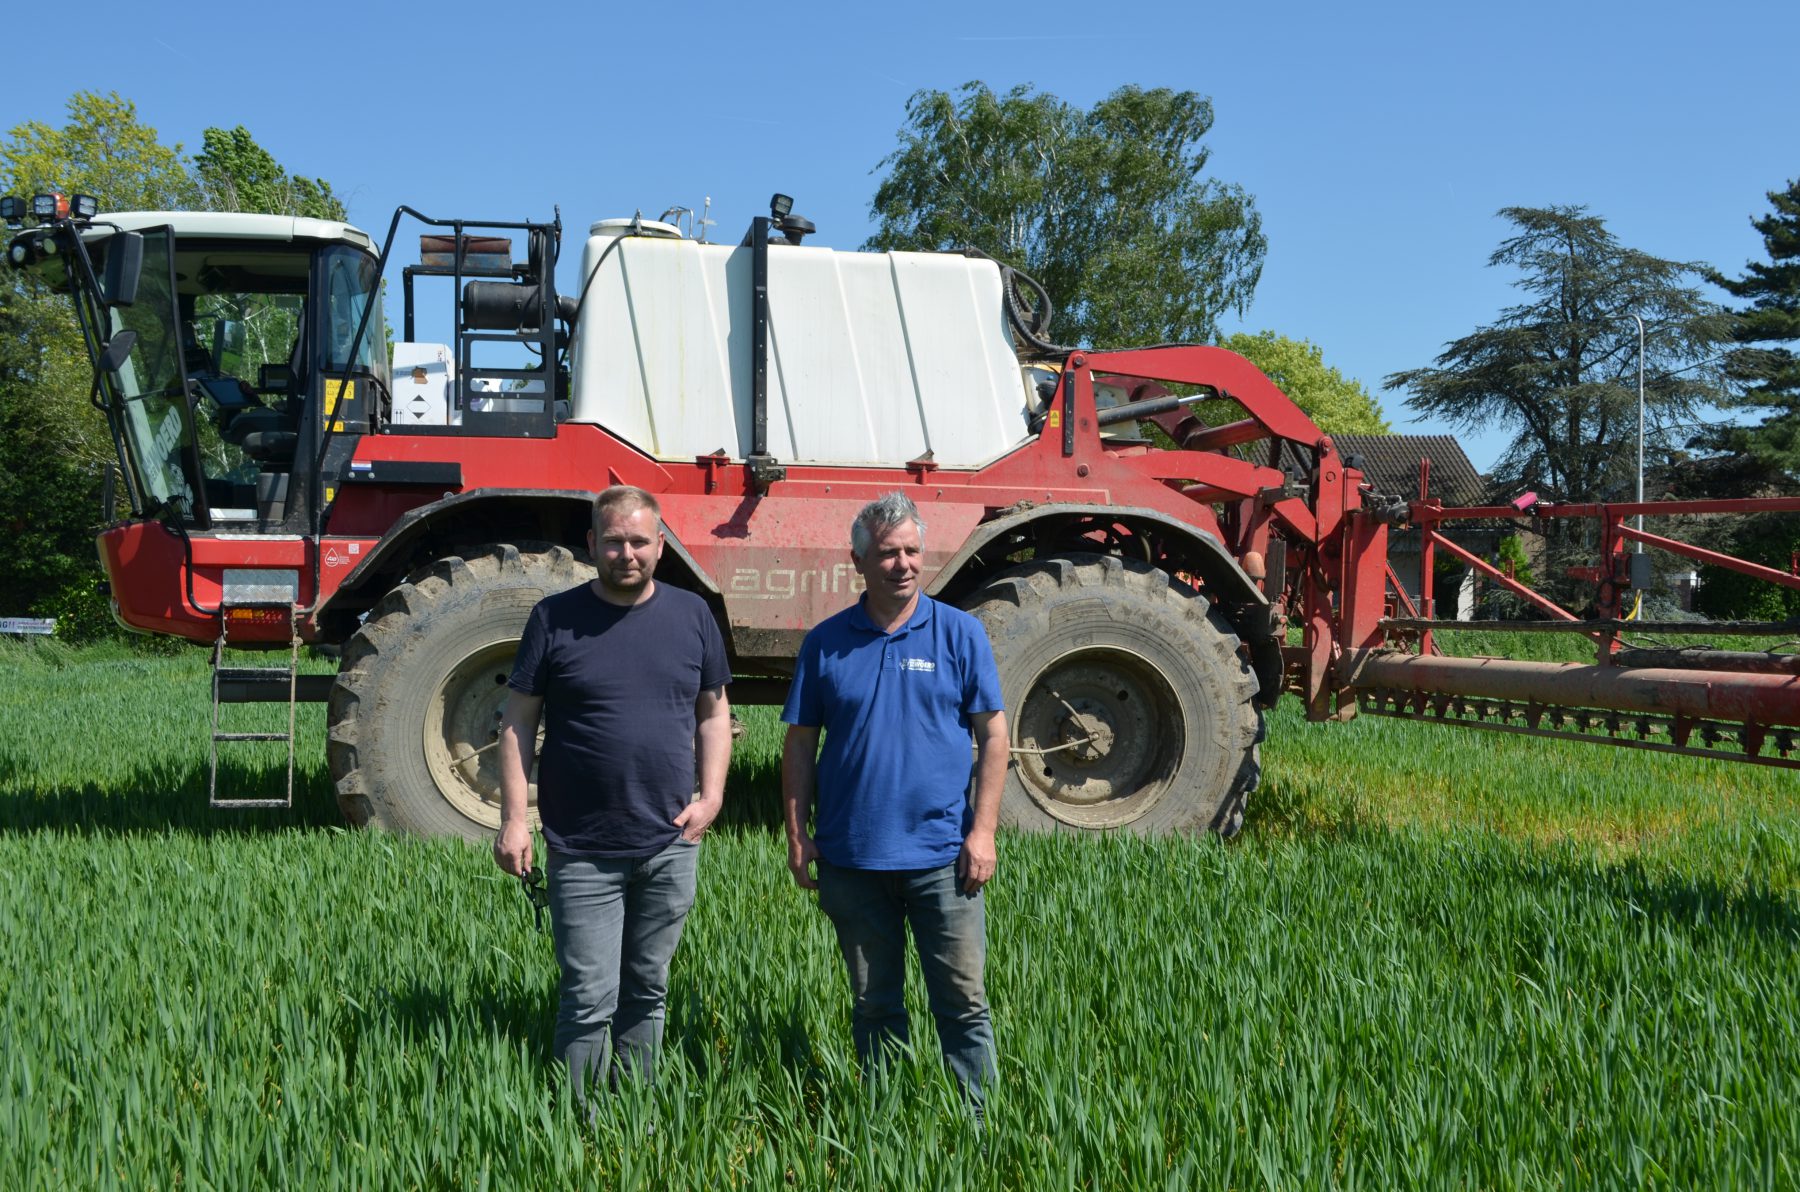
[587,218,684,239]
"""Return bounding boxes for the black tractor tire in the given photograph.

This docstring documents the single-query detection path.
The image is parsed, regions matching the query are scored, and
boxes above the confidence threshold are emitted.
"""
[327,542,593,841]
[964,553,1262,836]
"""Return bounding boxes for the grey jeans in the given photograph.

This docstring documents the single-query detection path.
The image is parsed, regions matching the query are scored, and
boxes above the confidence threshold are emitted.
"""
[547,836,700,1100]
[816,858,997,1097]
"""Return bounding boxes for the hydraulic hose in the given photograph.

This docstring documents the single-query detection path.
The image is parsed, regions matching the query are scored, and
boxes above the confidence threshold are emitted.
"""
[959,247,1214,359]
[960,247,1075,359]
[564,220,635,341]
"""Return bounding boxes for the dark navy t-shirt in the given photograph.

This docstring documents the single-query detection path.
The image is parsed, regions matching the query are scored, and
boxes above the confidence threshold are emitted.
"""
[782,595,1003,870]
[509,582,730,857]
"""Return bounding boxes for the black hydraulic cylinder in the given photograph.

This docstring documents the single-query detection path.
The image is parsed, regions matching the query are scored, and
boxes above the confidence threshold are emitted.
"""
[1093,392,1204,427]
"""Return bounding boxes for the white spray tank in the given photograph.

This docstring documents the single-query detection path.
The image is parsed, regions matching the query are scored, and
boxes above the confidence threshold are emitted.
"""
[566,217,1037,468]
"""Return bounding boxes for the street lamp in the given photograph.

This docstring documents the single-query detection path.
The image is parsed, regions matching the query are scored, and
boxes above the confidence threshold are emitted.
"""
[1630,313,1644,544]
[1628,313,1646,619]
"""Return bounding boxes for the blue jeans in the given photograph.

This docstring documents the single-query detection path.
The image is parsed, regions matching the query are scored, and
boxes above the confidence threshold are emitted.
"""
[816,859,996,1097]
[548,836,699,1101]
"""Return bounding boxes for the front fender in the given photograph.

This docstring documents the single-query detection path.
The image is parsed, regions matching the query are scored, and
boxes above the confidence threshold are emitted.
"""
[315,488,721,638]
[926,503,1266,609]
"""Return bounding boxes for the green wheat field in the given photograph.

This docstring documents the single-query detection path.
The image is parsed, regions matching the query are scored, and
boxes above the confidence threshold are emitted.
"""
[1,638,1795,1189]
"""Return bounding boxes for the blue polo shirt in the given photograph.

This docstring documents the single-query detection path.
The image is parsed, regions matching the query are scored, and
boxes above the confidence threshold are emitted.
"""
[782,594,1004,870]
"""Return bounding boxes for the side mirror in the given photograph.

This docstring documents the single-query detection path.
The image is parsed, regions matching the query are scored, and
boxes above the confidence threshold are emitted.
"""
[102,231,143,307]
[211,318,246,373]
[97,328,137,374]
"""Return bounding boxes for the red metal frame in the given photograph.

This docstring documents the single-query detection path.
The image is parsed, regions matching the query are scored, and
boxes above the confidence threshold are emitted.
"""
[103,346,1343,652]
[1334,471,1800,767]
[96,337,1800,769]
[1388,493,1800,660]
[1616,522,1800,591]
[1423,530,1588,627]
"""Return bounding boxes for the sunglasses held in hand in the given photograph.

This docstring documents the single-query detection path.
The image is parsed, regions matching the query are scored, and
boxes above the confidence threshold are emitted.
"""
[519,867,548,934]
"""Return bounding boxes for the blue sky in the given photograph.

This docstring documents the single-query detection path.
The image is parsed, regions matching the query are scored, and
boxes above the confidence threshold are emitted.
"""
[12,0,1796,470]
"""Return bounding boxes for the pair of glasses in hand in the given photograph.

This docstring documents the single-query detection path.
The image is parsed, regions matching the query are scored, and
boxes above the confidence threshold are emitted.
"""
[519,866,549,934]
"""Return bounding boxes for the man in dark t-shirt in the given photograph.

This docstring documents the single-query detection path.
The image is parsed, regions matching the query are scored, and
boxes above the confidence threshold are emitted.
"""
[494,485,731,1101]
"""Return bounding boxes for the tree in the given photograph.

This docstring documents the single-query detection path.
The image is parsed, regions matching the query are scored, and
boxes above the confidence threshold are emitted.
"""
[1,91,197,212]
[1387,206,1729,607]
[195,126,346,221]
[1387,206,1728,505]
[1219,330,1390,434]
[1675,180,1800,620]
[0,283,105,614]
[1701,179,1800,481]
[1,90,198,465]
[866,82,1265,350]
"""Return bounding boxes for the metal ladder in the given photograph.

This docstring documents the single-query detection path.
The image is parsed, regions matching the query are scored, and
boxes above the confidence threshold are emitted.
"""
[208,603,299,809]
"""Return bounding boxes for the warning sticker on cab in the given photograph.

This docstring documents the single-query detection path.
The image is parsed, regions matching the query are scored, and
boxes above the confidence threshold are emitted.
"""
[324,379,355,432]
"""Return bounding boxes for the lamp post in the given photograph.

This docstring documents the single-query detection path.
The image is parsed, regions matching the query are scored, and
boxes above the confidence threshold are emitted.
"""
[1631,313,1644,545]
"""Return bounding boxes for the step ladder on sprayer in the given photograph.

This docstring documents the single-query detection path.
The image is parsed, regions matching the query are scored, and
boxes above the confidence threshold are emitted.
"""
[208,601,299,808]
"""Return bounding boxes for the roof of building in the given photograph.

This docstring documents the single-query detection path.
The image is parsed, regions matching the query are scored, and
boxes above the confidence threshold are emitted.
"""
[1246,433,1484,504]
[1333,434,1486,505]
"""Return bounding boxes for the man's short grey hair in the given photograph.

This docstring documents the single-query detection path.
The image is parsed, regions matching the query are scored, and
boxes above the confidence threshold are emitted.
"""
[851,491,926,558]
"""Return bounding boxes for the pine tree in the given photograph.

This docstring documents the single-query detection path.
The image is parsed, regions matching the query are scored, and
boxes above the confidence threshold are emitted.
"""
[1696,179,1800,492]
[1685,180,1800,620]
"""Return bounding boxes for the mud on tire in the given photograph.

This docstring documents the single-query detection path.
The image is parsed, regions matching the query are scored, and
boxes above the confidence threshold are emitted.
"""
[964,553,1261,835]
[327,542,593,841]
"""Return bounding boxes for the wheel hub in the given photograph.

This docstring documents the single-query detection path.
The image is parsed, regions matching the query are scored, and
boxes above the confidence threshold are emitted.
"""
[1057,701,1116,762]
[1015,648,1183,827]
[422,640,539,829]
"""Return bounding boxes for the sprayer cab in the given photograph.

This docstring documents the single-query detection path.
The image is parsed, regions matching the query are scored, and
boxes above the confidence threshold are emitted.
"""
[2,200,571,535]
[4,199,388,534]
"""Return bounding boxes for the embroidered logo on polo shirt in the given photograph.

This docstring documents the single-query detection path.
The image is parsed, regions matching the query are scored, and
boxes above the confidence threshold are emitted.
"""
[900,658,937,673]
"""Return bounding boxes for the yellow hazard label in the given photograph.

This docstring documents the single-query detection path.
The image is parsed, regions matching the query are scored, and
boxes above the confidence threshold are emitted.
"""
[1047,409,1061,429]
[324,379,354,432]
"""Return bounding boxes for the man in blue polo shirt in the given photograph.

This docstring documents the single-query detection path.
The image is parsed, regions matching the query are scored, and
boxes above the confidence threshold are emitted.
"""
[781,491,1009,1099]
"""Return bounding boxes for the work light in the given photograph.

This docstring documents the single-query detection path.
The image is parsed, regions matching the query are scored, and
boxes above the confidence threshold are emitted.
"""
[0,196,23,226]
[31,192,67,221]
[70,194,98,220]
[4,229,54,266]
